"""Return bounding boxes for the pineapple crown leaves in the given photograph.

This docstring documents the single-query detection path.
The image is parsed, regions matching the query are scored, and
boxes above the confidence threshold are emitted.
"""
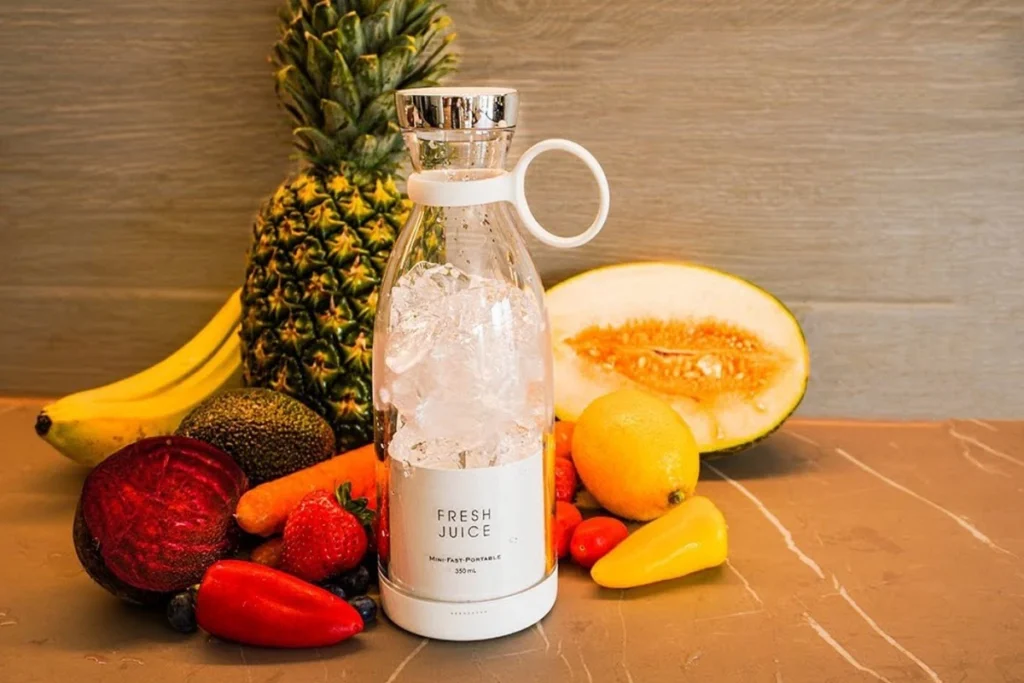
[272,0,459,172]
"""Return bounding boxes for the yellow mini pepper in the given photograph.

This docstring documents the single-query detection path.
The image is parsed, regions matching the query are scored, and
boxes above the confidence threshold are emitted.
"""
[590,495,728,588]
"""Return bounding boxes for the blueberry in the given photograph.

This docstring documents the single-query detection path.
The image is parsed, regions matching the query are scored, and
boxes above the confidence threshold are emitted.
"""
[361,552,380,581]
[348,595,377,626]
[321,583,348,601]
[337,565,371,597]
[166,591,197,634]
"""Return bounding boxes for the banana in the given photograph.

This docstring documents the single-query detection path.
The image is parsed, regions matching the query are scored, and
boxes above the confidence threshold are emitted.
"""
[46,289,241,411]
[36,326,242,467]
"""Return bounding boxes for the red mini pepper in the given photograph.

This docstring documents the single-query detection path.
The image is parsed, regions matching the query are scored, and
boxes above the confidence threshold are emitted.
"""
[195,560,363,648]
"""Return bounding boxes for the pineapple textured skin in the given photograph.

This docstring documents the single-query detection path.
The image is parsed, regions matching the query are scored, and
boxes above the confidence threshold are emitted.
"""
[242,169,409,449]
[240,0,456,447]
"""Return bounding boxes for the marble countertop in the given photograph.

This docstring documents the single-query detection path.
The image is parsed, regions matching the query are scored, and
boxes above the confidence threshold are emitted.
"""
[1,399,1021,682]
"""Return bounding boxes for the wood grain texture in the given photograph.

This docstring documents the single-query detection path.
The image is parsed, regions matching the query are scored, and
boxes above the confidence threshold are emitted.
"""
[2,0,1023,416]
[0,288,239,397]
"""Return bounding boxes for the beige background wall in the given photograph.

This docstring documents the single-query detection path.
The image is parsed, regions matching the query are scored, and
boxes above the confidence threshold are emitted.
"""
[2,0,1022,418]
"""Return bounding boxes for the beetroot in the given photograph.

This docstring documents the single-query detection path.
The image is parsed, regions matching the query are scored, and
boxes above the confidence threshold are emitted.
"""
[73,436,248,604]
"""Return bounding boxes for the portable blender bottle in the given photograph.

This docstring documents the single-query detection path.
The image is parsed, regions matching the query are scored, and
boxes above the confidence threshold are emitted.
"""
[372,87,610,641]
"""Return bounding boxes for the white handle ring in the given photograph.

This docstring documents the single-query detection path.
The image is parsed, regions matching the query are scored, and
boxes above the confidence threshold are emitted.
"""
[512,139,610,249]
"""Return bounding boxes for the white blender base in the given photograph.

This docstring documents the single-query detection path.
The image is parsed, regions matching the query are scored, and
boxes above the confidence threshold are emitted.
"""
[379,569,558,642]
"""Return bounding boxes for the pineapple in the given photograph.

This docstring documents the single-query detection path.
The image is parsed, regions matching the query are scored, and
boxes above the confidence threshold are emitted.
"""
[240,0,457,449]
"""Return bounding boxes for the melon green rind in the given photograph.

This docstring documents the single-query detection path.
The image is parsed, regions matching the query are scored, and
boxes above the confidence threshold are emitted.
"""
[546,261,810,455]
[697,267,808,456]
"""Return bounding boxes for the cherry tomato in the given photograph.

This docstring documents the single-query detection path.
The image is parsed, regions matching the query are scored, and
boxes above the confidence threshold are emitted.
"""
[553,502,583,559]
[570,517,629,568]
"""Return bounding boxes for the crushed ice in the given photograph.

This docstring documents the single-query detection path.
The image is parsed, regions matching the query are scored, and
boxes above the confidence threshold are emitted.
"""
[384,262,546,469]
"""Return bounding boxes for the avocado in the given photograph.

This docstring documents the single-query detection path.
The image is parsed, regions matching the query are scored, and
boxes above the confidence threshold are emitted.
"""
[176,388,336,485]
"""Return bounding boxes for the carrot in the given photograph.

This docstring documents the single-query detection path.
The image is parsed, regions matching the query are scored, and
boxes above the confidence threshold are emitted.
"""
[250,537,283,568]
[235,443,376,537]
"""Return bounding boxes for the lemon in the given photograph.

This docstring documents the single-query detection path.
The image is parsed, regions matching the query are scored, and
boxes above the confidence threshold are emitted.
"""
[572,389,700,521]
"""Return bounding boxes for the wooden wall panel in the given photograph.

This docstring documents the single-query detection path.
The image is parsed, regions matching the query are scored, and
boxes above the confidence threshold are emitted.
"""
[0,1,286,291]
[2,0,1023,417]
[0,289,238,397]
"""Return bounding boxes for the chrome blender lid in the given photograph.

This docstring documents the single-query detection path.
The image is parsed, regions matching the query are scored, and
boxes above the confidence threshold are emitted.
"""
[396,87,519,130]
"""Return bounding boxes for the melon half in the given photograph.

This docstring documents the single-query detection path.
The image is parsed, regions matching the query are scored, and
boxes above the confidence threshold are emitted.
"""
[547,262,809,454]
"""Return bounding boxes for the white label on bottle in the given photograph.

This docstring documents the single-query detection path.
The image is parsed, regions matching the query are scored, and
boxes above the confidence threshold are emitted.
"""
[387,452,546,602]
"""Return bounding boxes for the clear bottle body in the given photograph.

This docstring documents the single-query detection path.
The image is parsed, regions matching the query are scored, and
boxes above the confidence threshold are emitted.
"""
[373,128,556,603]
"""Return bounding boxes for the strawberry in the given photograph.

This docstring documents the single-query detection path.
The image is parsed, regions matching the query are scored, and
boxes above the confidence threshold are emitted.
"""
[281,483,372,583]
[555,458,578,503]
